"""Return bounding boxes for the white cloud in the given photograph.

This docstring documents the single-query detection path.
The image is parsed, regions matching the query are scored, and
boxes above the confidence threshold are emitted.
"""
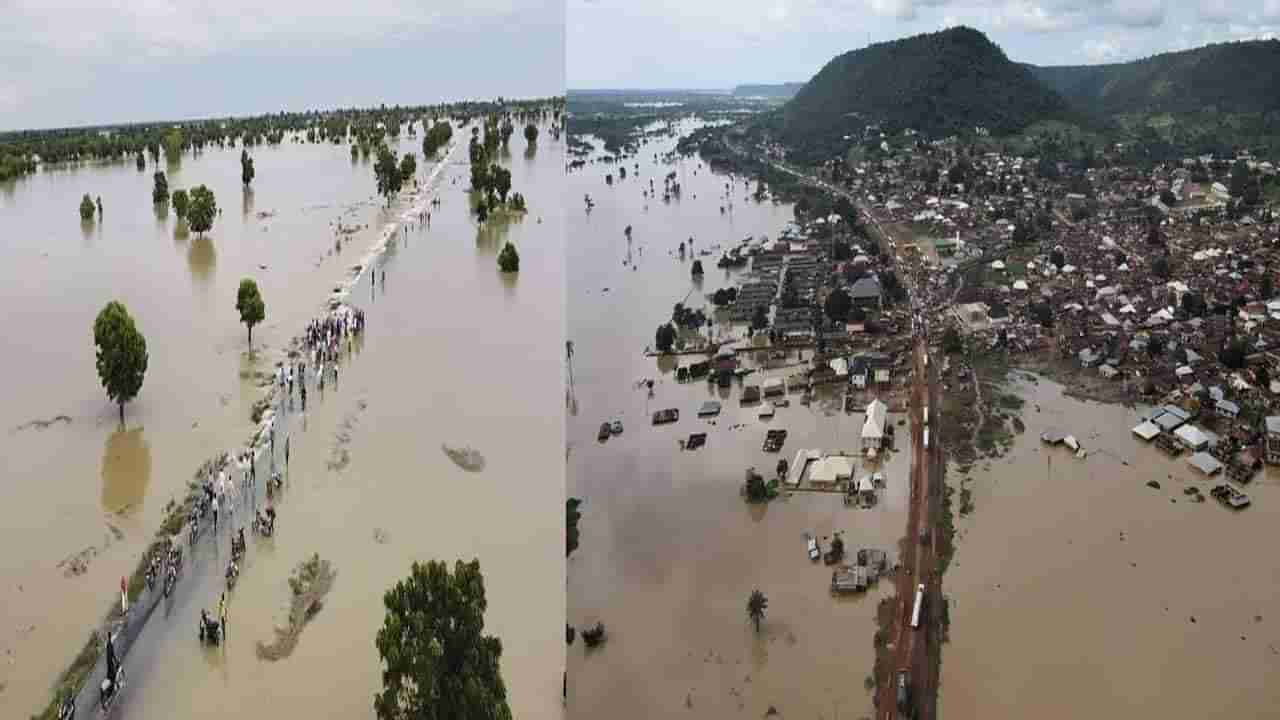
[0,0,515,61]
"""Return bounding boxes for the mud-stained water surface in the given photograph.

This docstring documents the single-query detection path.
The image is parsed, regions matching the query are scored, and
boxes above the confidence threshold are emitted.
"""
[0,121,564,719]
[566,123,909,719]
[940,372,1280,719]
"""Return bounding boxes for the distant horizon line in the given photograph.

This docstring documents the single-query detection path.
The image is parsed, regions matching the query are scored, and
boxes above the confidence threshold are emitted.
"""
[0,94,566,136]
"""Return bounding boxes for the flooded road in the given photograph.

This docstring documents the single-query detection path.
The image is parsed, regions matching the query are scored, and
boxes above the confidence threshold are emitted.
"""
[1,121,563,719]
[940,373,1280,719]
[566,123,908,719]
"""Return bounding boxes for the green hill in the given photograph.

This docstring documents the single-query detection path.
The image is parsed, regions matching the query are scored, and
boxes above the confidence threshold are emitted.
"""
[780,27,1072,158]
[1028,39,1280,117]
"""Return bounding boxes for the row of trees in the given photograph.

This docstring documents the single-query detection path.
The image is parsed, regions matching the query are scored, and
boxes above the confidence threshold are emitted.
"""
[2,98,560,170]
[145,171,217,234]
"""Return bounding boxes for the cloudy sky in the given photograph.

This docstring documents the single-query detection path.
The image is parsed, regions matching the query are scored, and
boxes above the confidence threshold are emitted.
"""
[569,0,1280,89]
[0,0,564,131]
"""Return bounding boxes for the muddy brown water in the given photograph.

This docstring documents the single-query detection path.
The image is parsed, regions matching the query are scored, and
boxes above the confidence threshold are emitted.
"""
[1,123,563,718]
[940,372,1280,719]
[565,123,910,719]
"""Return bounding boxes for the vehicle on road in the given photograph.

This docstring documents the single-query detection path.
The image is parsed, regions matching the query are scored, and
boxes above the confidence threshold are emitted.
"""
[896,669,911,714]
[806,536,820,561]
[910,583,925,629]
[198,609,222,645]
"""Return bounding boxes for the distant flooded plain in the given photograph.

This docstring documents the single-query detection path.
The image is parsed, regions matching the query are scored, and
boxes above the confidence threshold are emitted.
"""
[940,372,1280,719]
[1,122,563,718]
[566,123,909,719]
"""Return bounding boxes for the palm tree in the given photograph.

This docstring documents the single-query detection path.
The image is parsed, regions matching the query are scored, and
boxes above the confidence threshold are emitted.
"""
[747,589,768,633]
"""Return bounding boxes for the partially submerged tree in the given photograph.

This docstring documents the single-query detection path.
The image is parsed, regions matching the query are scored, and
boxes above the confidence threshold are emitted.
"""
[655,323,676,353]
[79,194,96,221]
[187,185,217,236]
[240,149,255,187]
[236,278,266,349]
[746,589,768,633]
[497,242,520,273]
[172,189,189,219]
[93,301,148,423]
[374,146,403,206]
[399,152,417,183]
[567,498,582,557]
[824,288,852,323]
[524,123,538,145]
[491,165,511,204]
[691,259,704,278]
[374,560,512,720]
[152,171,169,204]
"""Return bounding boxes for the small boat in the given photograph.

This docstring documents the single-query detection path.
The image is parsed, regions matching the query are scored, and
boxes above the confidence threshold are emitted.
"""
[597,423,611,441]
[610,419,623,435]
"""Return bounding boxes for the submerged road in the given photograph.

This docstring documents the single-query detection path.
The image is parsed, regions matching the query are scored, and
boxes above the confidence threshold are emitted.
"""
[64,364,309,719]
[719,133,946,719]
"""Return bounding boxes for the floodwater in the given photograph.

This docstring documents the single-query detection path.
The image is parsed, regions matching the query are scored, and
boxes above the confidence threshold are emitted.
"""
[0,121,564,719]
[940,372,1280,719]
[566,123,910,719]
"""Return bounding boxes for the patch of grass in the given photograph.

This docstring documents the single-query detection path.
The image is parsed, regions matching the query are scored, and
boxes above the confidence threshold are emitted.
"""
[958,485,975,517]
[250,397,271,424]
[939,593,952,644]
[937,483,957,576]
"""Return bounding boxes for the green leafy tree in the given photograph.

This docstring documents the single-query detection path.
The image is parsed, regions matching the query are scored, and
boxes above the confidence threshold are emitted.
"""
[172,189,189,219]
[524,123,538,145]
[236,278,266,349]
[152,171,169,204]
[1230,159,1251,198]
[476,198,489,223]
[399,152,417,183]
[497,243,519,273]
[187,185,217,236]
[374,560,512,720]
[79,194,95,221]
[491,165,511,204]
[824,288,852,323]
[942,326,963,354]
[567,498,582,557]
[744,469,768,503]
[746,589,768,633]
[162,129,182,163]
[1220,338,1248,370]
[241,149,255,187]
[1152,255,1171,279]
[655,323,676,353]
[93,301,148,423]
[374,146,403,206]
[751,305,769,331]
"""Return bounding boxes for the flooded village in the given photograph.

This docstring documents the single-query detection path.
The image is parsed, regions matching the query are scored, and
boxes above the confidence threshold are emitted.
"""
[566,92,1280,719]
[566,110,925,719]
[1,101,565,720]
